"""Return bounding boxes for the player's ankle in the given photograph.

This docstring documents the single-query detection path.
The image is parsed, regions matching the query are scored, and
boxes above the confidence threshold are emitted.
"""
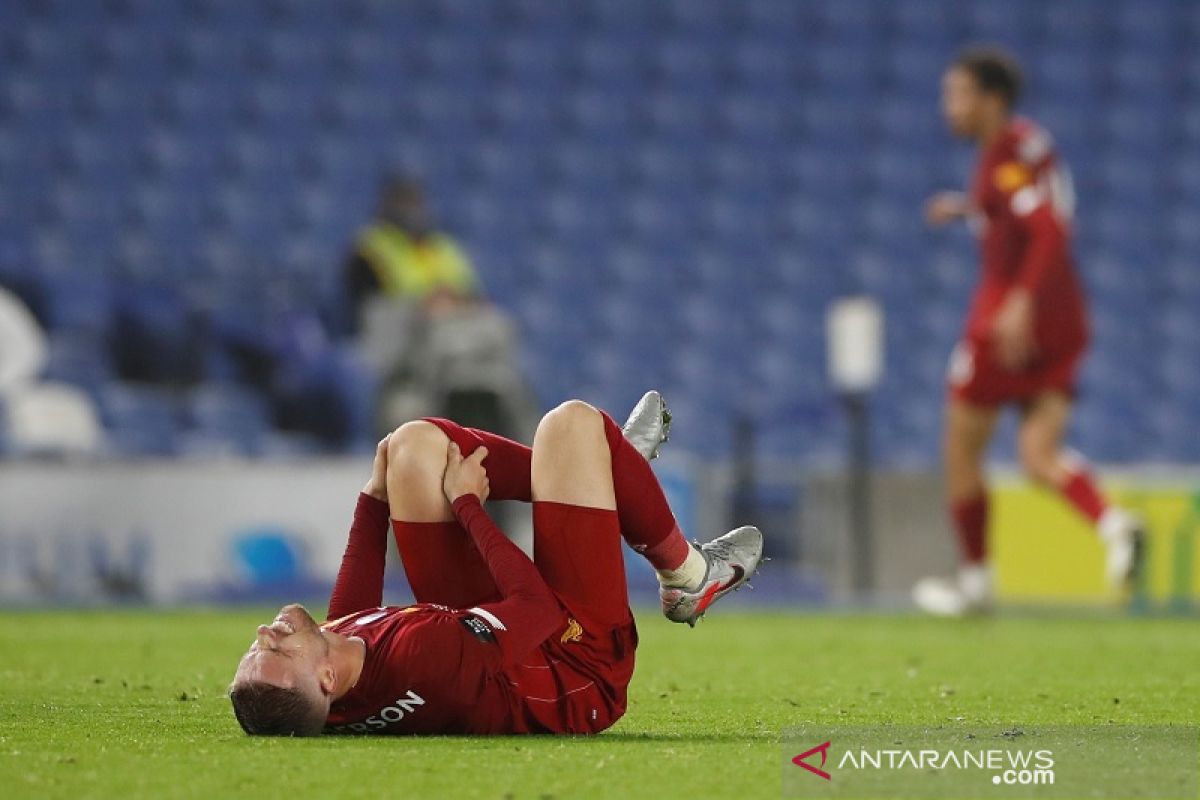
[958,562,992,602]
[656,545,707,591]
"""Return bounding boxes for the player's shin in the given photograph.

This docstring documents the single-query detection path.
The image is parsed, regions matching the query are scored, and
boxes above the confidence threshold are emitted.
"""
[952,492,989,565]
[598,411,691,575]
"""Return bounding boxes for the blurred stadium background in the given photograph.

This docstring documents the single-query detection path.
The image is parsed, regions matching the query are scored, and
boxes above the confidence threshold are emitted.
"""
[1,0,1198,611]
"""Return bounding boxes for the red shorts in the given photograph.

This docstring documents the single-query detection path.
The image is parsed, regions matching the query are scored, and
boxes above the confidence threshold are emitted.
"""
[947,337,1085,407]
[398,417,637,734]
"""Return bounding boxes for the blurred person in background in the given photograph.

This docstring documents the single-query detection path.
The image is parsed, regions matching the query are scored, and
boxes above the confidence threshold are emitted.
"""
[0,286,100,456]
[0,286,44,395]
[914,46,1143,616]
[343,175,481,330]
[341,175,533,442]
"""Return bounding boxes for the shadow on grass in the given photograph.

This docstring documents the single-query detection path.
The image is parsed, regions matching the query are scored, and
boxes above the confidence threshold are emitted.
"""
[595,731,777,743]
[271,730,778,748]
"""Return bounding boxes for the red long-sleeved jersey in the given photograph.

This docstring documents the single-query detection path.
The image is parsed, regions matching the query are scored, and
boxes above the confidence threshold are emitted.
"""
[320,494,628,735]
[965,116,1089,358]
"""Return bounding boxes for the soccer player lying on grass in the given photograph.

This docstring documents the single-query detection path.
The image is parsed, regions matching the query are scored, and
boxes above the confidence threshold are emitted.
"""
[229,392,763,736]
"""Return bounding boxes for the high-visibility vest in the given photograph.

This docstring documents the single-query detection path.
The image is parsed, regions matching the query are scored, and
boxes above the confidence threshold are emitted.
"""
[357,224,478,299]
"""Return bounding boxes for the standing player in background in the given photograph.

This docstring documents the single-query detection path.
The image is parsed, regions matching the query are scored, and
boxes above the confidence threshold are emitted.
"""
[914,47,1143,616]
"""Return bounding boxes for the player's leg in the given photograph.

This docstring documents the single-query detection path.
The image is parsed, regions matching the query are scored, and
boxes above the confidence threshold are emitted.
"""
[420,389,670,504]
[1018,392,1143,585]
[914,397,1000,616]
[426,395,693,571]
[531,399,762,628]
[1017,392,1091,500]
[527,401,629,629]
[386,421,501,607]
[421,418,535,503]
[945,398,1001,566]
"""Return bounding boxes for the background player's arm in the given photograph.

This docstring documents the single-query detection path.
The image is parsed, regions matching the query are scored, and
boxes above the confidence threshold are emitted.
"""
[444,445,562,664]
[1011,198,1068,294]
[326,438,392,620]
[924,190,971,226]
[992,182,1069,369]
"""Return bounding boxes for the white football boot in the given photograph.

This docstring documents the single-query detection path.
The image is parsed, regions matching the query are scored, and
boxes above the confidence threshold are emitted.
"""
[660,527,765,627]
[621,390,671,461]
[913,563,993,617]
[1098,508,1146,588]
[624,391,768,625]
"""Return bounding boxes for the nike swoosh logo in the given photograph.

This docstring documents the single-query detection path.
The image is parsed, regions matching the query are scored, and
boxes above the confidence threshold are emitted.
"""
[694,565,746,615]
[718,565,746,592]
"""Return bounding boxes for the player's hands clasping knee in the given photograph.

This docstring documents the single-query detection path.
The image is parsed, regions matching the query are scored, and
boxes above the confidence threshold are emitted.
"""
[443,443,490,504]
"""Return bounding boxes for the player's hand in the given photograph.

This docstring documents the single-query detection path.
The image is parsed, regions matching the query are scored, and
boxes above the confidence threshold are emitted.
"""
[443,443,490,505]
[991,290,1036,370]
[924,191,969,227]
[362,435,390,502]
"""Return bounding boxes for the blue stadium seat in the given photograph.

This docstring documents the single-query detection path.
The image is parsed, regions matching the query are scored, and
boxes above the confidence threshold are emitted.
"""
[99,383,181,457]
[964,2,1036,40]
[34,273,114,334]
[42,332,115,398]
[1,0,1196,462]
[181,383,271,456]
[1037,0,1110,41]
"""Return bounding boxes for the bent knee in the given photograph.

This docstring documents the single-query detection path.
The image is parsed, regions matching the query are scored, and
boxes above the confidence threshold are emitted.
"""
[536,399,603,441]
[1017,440,1056,485]
[387,420,449,466]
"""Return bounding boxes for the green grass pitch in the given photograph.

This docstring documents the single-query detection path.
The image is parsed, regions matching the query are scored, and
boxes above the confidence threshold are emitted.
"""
[1,609,1195,799]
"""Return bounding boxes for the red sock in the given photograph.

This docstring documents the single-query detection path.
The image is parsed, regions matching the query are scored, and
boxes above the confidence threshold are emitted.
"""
[951,493,988,564]
[1058,469,1108,525]
[423,414,691,571]
[600,412,691,571]
[422,418,533,502]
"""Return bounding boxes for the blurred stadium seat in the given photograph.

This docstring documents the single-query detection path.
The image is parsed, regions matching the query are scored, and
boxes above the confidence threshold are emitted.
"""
[0,0,1196,462]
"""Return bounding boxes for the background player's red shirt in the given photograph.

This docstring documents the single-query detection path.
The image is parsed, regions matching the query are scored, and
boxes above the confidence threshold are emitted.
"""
[965,116,1088,359]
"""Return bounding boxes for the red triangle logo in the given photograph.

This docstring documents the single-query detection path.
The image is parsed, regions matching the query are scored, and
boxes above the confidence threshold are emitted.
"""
[792,741,832,781]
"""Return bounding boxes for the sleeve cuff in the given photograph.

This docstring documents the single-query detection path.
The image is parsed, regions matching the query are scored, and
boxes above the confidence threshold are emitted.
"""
[451,493,483,520]
[357,492,389,518]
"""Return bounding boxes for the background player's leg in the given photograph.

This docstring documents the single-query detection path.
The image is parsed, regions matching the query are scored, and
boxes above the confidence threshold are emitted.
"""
[915,398,1001,615]
[1017,392,1108,522]
[386,421,500,607]
[944,399,1001,565]
[1018,391,1143,585]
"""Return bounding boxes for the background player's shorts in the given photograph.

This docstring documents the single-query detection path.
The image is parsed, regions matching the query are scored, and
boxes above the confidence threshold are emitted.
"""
[947,337,1085,407]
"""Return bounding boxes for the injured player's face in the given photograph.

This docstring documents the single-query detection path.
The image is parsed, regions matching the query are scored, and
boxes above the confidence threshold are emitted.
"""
[233,603,331,699]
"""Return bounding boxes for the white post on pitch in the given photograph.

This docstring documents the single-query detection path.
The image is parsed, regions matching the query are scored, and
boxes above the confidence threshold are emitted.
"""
[827,296,884,394]
[826,296,884,601]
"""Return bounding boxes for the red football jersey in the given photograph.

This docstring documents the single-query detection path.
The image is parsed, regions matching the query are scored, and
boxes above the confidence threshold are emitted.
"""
[965,116,1088,357]
[322,603,632,736]
[322,604,514,735]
